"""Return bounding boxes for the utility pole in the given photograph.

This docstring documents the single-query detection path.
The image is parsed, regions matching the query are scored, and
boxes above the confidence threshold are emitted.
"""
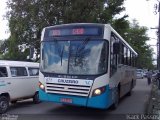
[158,2,160,70]
[151,0,160,70]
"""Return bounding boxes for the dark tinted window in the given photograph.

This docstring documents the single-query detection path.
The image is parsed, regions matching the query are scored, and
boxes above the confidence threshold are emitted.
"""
[0,67,8,77]
[10,67,28,77]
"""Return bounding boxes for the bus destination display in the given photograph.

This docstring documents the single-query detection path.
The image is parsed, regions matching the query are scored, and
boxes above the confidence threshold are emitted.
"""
[46,27,102,37]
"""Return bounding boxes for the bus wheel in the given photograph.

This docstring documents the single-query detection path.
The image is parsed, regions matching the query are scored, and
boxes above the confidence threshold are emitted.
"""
[33,92,40,104]
[0,96,9,114]
[111,88,119,110]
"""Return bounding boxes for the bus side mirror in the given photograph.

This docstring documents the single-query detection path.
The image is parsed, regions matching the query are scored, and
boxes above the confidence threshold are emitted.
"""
[113,42,120,54]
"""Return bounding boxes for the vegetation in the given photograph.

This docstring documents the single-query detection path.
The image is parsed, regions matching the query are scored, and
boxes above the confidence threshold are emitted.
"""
[125,20,154,69]
[0,0,154,69]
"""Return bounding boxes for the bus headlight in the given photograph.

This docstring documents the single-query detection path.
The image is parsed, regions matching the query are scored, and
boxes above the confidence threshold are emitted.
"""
[94,89,101,95]
[92,86,106,96]
[39,82,45,90]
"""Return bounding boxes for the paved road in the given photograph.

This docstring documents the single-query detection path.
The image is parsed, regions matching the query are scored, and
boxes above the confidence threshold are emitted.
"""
[3,78,151,120]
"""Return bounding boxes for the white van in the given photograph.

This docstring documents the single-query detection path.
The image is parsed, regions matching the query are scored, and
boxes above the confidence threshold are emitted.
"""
[0,60,39,114]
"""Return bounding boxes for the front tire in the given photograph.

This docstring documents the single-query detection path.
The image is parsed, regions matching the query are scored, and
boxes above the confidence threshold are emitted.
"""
[111,88,119,110]
[0,96,9,114]
[33,92,40,104]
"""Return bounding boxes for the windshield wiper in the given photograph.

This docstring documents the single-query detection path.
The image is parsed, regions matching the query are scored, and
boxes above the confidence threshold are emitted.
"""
[77,37,90,52]
[60,46,64,66]
[52,38,64,66]
[74,37,90,65]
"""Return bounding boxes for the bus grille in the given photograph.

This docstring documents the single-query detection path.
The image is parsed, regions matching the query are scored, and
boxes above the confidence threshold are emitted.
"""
[46,83,91,97]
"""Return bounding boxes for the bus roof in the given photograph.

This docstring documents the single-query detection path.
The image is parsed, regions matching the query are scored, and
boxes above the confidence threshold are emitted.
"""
[44,23,104,29]
[0,60,39,67]
[42,23,138,56]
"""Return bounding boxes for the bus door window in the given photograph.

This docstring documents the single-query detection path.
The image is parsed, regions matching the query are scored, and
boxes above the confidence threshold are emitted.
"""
[98,41,108,73]
[123,47,126,65]
[110,33,119,77]
[119,42,124,64]
[128,50,131,66]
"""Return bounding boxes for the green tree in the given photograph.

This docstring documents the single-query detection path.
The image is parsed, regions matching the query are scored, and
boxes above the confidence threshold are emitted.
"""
[125,20,154,69]
[3,0,128,61]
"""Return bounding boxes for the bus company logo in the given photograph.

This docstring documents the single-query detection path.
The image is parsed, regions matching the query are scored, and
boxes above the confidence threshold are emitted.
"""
[85,81,92,86]
[58,79,78,84]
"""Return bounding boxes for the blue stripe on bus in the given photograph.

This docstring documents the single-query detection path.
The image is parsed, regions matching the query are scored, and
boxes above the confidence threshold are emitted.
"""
[0,84,6,87]
[39,85,114,109]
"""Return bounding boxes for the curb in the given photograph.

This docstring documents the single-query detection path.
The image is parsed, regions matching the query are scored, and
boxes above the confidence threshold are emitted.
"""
[146,81,160,116]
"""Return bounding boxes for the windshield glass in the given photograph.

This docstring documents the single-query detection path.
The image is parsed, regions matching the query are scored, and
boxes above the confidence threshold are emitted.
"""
[41,39,108,75]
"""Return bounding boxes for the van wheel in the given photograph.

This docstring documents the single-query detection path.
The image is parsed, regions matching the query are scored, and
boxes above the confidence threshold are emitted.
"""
[0,96,9,114]
[111,88,119,110]
[33,92,40,104]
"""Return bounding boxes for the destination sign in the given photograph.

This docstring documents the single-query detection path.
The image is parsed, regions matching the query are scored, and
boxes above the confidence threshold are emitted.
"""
[44,26,102,37]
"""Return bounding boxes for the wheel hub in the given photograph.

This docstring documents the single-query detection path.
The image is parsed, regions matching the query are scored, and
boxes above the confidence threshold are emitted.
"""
[0,101,7,111]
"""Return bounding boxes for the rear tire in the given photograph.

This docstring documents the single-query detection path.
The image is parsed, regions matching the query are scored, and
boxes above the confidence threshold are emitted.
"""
[0,96,9,114]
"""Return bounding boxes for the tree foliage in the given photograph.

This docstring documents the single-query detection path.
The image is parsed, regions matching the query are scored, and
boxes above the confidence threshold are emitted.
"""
[2,0,127,61]
[125,20,154,69]
[0,0,154,69]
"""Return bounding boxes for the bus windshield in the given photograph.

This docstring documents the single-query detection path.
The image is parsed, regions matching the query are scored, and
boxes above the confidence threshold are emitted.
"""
[41,39,108,75]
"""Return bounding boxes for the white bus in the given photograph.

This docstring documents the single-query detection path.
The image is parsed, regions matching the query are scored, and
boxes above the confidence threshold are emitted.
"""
[0,60,39,113]
[39,23,137,109]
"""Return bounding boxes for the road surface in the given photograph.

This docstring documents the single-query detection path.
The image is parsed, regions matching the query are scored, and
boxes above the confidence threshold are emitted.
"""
[2,78,151,120]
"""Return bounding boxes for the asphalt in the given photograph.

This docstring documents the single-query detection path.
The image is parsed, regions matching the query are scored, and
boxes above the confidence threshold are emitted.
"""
[0,78,152,120]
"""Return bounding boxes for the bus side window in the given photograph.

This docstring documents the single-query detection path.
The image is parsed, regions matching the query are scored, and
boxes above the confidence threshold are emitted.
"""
[0,67,8,77]
[28,68,39,76]
[110,33,118,77]
[119,42,124,64]
[10,67,28,77]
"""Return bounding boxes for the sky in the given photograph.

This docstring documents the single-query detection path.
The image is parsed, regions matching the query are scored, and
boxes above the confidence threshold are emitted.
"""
[0,0,8,40]
[124,0,159,62]
[124,0,158,43]
[0,0,159,56]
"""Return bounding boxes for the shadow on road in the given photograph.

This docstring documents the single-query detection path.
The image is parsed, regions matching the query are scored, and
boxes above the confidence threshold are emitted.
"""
[7,99,127,120]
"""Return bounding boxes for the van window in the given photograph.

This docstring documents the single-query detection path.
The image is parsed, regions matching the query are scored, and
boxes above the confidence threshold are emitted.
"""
[28,68,39,76]
[0,67,8,77]
[10,67,28,77]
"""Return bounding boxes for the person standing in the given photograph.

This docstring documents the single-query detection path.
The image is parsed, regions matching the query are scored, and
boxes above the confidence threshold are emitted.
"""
[146,69,152,85]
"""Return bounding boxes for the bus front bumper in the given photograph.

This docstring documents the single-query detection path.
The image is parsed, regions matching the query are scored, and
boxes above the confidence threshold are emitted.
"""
[39,86,113,109]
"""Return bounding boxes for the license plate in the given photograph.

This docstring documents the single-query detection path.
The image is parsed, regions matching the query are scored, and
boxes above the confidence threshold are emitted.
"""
[60,98,72,103]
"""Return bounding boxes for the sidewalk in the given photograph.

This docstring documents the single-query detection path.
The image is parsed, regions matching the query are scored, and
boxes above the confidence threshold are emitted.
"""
[146,80,160,118]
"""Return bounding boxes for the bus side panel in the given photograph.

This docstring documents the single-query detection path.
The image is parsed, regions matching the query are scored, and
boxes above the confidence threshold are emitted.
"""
[0,66,10,95]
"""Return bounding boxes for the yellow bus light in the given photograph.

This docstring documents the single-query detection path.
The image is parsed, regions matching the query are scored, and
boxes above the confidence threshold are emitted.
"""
[94,89,101,95]
[39,82,45,90]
